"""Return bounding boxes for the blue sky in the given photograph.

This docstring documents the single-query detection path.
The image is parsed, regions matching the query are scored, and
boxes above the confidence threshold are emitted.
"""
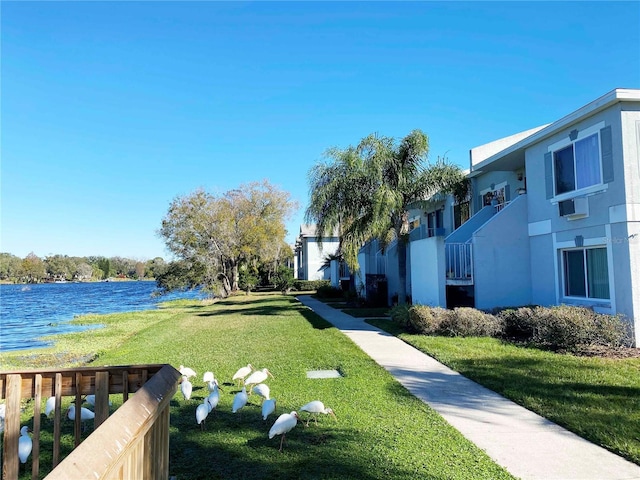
[2,1,639,261]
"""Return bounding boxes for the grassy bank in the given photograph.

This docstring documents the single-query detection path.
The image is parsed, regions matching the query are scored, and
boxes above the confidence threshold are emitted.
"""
[0,294,513,480]
[367,317,640,465]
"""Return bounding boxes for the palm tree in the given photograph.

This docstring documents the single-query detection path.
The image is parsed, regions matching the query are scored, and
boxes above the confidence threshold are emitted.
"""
[305,129,465,305]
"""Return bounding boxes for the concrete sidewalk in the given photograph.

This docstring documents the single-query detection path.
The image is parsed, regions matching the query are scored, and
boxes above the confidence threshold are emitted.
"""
[297,295,640,480]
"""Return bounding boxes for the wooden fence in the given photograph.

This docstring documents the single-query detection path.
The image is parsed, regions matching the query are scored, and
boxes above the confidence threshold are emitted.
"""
[0,364,180,480]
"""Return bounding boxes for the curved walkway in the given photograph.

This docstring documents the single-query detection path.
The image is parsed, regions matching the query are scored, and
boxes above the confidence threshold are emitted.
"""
[297,295,640,480]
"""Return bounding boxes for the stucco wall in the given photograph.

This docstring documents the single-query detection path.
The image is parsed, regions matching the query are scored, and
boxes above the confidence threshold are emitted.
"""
[410,236,446,306]
[473,195,532,309]
[304,239,338,281]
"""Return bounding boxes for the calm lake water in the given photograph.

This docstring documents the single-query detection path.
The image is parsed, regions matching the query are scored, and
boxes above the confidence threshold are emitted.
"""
[0,281,206,353]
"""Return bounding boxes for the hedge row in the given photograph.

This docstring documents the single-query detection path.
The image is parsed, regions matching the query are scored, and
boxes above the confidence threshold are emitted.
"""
[391,304,632,350]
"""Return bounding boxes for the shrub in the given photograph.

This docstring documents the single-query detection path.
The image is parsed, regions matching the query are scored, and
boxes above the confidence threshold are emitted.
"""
[530,305,631,350]
[316,284,344,299]
[407,305,447,334]
[390,304,411,328]
[293,280,330,291]
[439,308,503,337]
[498,307,537,341]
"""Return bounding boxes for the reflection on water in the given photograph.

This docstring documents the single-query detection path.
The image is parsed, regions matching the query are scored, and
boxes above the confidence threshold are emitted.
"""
[0,282,205,352]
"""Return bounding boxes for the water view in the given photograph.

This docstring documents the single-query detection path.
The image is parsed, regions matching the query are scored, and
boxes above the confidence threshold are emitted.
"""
[0,281,206,353]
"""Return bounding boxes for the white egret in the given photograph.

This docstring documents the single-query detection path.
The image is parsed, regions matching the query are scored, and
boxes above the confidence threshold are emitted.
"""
[268,411,299,452]
[0,404,5,434]
[84,395,112,407]
[252,383,270,402]
[232,364,253,385]
[262,398,276,421]
[179,365,197,379]
[232,387,248,413]
[202,371,215,383]
[44,396,56,417]
[180,376,193,401]
[244,368,273,390]
[300,400,337,426]
[206,382,220,410]
[67,404,95,432]
[19,426,32,464]
[205,378,222,393]
[196,402,209,430]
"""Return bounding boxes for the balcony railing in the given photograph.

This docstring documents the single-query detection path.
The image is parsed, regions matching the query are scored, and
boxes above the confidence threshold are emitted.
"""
[1,364,179,480]
[409,225,446,242]
[445,242,473,282]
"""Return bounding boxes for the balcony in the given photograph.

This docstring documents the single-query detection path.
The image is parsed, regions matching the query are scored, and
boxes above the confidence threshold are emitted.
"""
[445,242,474,285]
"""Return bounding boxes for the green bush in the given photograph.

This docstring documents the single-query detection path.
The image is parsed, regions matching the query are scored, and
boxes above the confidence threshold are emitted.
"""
[293,280,330,291]
[390,304,411,328]
[316,284,344,299]
[439,307,503,337]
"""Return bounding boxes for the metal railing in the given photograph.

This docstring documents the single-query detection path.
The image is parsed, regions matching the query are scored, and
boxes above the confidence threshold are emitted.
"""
[1,364,179,480]
[445,242,473,282]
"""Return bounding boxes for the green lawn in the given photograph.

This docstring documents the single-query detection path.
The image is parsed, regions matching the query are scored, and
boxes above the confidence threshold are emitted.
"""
[367,317,640,465]
[0,294,513,480]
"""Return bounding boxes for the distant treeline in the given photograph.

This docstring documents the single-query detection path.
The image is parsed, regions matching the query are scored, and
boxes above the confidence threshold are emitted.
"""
[0,252,167,284]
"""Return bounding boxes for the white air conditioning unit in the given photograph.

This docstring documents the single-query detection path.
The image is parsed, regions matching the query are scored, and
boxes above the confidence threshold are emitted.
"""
[558,197,589,220]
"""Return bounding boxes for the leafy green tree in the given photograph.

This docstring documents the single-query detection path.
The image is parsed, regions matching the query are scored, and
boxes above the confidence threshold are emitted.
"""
[45,254,77,281]
[97,258,111,279]
[0,253,22,281]
[75,262,94,281]
[21,252,47,283]
[305,129,465,305]
[158,180,298,296]
[145,257,167,279]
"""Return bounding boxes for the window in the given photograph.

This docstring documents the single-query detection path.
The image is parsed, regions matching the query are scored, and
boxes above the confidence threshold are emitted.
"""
[554,133,601,195]
[563,247,609,299]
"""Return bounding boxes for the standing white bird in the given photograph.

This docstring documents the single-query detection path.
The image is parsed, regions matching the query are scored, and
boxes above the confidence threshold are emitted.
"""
[244,368,273,390]
[205,379,222,394]
[268,411,299,452]
[202,371,215,383]
[262,398,276,421]
[0,404,5,434]
[180,375,193,401]
[67,404,95,422]
[206,387,220,412]
[232,387,248,413]
[18,426,32,464]
[195,402,209,430]
[84,395,112,407]
[300,400,337,426]
[232,364,253,385]
[252,383,270,402]
[44,396,56,417]
[179,365,197,379]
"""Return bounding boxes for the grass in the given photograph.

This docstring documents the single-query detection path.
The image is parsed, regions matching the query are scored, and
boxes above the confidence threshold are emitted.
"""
[367,317,640,465]
[0,293,514,480]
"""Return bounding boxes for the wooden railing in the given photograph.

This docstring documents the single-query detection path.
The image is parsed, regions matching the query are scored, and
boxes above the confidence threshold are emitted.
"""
[0,364,180,480]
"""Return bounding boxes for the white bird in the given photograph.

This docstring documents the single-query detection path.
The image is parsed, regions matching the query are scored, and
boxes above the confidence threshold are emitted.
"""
[45,396,56,417]
[206,382,220,410]
[232,364,253,385]
[18,426,32,464]
[268,411,299,452]
[180,376,193,401]
[84,395,112,407]
[67,405,95,433]
[196,402,209,430]
[252,383,270,402]
[0,404,5,434]
[244,368,273,390]
[179,365,197,379]
[300,400,337,426]
[262,398,276,421]
[202,371,215,383]
[205,379,222,393]
[232,387,248,413]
